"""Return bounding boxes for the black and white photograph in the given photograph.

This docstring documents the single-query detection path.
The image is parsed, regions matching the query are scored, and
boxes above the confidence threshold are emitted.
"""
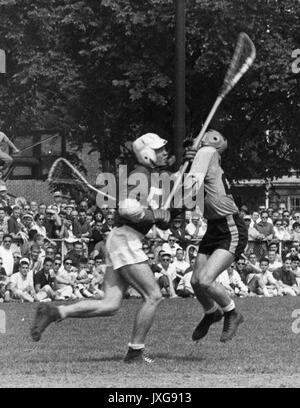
[0,0,299,390]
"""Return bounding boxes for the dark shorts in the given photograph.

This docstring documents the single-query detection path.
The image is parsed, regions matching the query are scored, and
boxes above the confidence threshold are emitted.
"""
[198,214,248,259]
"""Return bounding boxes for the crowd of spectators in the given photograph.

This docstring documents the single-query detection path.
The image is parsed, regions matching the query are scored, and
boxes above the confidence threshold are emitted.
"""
[0,180,299,303]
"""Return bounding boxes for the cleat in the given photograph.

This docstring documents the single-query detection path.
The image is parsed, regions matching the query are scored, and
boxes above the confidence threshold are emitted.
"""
[220,311,244,343]
[192,309,223,341]
[30,303,61,342]
[124,348,154,364]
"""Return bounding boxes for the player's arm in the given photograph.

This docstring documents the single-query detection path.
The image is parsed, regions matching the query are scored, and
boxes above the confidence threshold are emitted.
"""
[1,132,20,153]
[119,198,171,228]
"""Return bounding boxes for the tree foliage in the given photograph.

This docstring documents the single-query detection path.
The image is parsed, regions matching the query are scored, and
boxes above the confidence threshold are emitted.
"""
[0,0,299,181]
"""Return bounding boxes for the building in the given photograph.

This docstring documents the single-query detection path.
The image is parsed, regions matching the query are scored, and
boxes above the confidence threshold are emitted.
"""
[232,171,300,212]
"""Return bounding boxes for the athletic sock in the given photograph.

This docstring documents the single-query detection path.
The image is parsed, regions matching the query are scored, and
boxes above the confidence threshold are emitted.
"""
[128,343,145,351]
[222,300,236,313]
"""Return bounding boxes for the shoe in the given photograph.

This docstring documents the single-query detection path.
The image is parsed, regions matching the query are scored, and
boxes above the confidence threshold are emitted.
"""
[30,303,61,342]
[220,311,244,343]
[124,348,154,364]
[192,309,223,341]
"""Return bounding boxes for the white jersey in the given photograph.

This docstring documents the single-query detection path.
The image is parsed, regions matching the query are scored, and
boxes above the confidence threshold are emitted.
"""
[10,271,34,292]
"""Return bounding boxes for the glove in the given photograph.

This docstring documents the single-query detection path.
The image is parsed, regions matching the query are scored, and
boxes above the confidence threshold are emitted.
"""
[152,209,171,224]
[182,138,197,164]
[152,209,171,230]
[182,146,197,163]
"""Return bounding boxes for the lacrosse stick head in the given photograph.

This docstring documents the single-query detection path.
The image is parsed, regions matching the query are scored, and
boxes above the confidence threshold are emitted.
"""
[220,32,256,98]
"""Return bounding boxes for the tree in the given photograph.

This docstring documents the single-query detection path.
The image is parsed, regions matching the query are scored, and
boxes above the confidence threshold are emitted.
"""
[0,0,299,181]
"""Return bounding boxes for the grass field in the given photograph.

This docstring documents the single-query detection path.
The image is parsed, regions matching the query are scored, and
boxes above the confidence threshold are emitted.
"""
[1,296,300,388]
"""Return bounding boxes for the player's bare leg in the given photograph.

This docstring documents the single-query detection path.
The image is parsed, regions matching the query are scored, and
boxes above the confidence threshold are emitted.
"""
[191,249,244,342]
[119,262,163,363]
[30,267,126,341]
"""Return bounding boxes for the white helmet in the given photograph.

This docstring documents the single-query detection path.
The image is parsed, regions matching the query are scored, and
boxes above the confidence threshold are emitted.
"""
[132,133,168,167]
[202,130,228,154]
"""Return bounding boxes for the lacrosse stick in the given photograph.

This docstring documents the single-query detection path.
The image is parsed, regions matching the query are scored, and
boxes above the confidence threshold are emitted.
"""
[0,49,5,73]
[48,157,116,201]
[163,32,256,209]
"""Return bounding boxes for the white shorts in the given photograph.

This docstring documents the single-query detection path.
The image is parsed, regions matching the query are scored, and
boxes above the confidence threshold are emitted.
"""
[106,226,148,270]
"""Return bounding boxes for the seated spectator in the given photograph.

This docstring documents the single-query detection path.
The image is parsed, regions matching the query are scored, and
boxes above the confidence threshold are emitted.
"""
[54,258,76,300]
[89,220,104,252]
[30,233,46,261]
[94,255,107,277]
[259,257,283,296]
[291,255,300,286]
[0,256,10,302]
[150,238,163,263]
[244,215,266,257]
[273,219,291,241]
[185,214,206,243]
[86,257,104,298]
[38,203,47,216]
[59,217,75,239]
[33,257,58,301]
[291,222,300,242]
[185,244,198,263]
[292,240,300,254]
[44,244,57,261]
[216,269,235,297]
[74,256,94,298]
[9,258,41,302]
[227,263,249,297]
[73,209,91,243]
[268,242,282,262]
[267,249,282,272]
[101,212,115,234]
[91,235,107,260]
[249,211,260,228]
[142,240,151,255]
[21,213,34,239]
[31,213,47,237]
[162,235,180,259]
[272,210,281,223]
[243,254,271,297]
[254,210,275,241]
[12,251,21,274]
[155,251,177,298]
[44,207,61,239]
[30,201,38,216]
[0,206,8,234]
[273,258,300,296]
[182,257,196,275]
[281,219,292,241]
[285,246,299,261]
[7,205,22,241]
[147,252,161,275]
[154,225,172,242]
[173,248,190,277]
[0,233,14,277]
[170,217,189,249]
[100,204,109,220]
[65,240,84,267]
[282,210,292,227]
[93,208,104,225]
[234,257,248,285]
[176,264,195,298]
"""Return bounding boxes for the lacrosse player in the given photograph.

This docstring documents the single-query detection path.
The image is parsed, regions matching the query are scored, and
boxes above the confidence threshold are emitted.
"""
[30,132,196,363]
[189,130,248,343]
